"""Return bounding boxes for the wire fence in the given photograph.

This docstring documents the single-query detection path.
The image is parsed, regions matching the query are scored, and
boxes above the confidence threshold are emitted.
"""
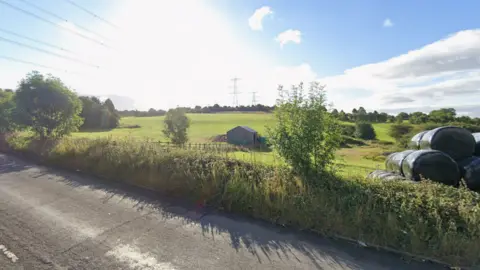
[154,141,273,153]
[154,142,246,152]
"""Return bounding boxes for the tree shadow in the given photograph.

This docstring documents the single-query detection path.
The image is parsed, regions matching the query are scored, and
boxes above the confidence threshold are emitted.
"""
[77,128,116,133]
[2,154,444,270]
[0,155,34,174]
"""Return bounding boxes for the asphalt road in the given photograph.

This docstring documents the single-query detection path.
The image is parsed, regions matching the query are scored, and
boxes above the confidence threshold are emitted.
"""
[0,154,443,270]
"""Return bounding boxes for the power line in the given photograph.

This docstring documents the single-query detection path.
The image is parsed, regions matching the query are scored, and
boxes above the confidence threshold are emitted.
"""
[0,0,111,48]
[0,55,69,72]
[0,27,76,55]
[0,36,99,68]
[229,77,241,107]
[63,0,119,29]
[18,0,111,42]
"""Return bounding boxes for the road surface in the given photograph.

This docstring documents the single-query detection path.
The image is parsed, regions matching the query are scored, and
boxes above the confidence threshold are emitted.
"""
[0,154,443,269]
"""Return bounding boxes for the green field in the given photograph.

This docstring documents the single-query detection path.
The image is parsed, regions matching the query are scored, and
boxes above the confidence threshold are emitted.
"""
[73,113,396,176]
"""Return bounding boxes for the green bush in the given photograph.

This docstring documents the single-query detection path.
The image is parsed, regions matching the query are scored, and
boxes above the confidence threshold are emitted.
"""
[5,136,480,267]
[388,123,414,141]
[268,82,341,177]
[339,124,355,137]
[450,122,480,133]
[354,122,376,140]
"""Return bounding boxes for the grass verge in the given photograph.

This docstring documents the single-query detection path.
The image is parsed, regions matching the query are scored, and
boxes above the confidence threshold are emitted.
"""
[2,134,480,267]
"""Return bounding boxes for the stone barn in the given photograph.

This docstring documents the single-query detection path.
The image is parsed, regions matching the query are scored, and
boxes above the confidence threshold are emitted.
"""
[226,126,258,146]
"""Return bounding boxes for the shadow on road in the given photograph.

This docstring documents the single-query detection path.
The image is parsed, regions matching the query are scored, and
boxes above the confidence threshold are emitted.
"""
[0,154,442,270]
[0,155,34,174]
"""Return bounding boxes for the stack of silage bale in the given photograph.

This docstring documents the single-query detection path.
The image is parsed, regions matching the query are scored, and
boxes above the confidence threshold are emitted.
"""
[419,127,479,190]
[366,170,409,182]
[368,150,414,182]
[473,132,480,157]
[368,126,480,190]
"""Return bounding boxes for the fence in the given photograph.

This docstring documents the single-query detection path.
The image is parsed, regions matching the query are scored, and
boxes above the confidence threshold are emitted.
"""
[154,142,250,153]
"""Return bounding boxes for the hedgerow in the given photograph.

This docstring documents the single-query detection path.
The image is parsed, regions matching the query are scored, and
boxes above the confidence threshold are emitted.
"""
[3,135,480,267]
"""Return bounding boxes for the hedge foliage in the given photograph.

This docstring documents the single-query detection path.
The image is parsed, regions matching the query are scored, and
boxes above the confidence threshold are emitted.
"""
[354,122,377,140]
[4,135,480,267]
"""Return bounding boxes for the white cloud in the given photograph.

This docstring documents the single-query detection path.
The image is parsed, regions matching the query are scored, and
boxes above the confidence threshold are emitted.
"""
[248,6,273,31]
[383,18,393,27]
[275,29,302,47]
[318,29,480,115]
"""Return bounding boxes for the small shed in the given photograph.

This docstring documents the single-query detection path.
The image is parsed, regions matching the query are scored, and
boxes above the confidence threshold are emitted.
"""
[226,126,258,146]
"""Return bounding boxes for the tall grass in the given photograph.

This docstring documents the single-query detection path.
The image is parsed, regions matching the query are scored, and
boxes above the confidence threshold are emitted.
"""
[4,135,480,267]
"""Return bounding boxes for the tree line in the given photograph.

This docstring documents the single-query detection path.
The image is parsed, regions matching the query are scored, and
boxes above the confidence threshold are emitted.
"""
[117,104,275,117]
[331,107,480,125]
[0,71,120,138]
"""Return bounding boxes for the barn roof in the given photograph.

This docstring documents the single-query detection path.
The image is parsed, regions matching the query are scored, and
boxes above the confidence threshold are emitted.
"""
[229,126,257,133]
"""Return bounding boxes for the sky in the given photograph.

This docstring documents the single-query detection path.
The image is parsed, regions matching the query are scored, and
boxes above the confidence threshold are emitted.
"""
[1,0,480,115]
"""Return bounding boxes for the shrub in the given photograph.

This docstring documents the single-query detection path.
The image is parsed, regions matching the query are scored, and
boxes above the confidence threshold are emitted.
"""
[339,124,355,137]
[268,82,342,177]
[13,71,83,139]
[354,122,376,140]
[388,123,414,141]
[163,108,190,145]
[449,122,480,133]
[5,135,480,267]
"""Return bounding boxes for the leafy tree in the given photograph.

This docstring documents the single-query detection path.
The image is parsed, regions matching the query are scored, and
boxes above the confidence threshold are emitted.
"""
[268,82,341,177]
[388,123,414,141]
[429,108,456,123]
[397,112,409,120]
[355,107,368,122]
[457,115,472,124]
[0,89,17,132]
[409,111,429,124]
[13,71,83,139]
[79,96,119,130]
[104,98,116,112]
[386,115,395,123]
[331,108,339,118]
[378,112,389,123]
[370,110,379,122]
[354,122,376,140]
[163,108,190,145]
[338,110,348,121]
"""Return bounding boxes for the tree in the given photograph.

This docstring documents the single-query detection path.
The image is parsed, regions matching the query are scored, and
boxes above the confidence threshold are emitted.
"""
[378,112,388,123]
[429,108,456,123]
[163,108,190,145]
[354,122,376,140]
[388,123,414,141]
[396,112,409,123]
[457,115,472,124]
[409,112,429,124]
[331,108,339,118]
[370,110,379,122]
[13,71,83,139]
[0,89,17,132]
[338,110,348,121]
[104,98,116,112]
[79,96,119,130]
[267,82,341,177]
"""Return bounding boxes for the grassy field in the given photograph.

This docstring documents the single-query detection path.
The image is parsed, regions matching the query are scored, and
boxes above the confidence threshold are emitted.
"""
[73,114,396,176]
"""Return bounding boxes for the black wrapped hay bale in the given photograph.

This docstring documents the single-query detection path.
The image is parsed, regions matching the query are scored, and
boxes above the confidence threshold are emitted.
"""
[402,149,460,186]
[473,133,480,156]
[385,150,415,176]
[409,130,429,150]
[419,126,476,160]
[457,156,480,191]
[367,170,408,181]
